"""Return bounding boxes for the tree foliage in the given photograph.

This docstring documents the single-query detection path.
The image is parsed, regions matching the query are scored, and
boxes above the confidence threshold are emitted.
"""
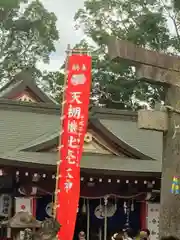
[41,70,65,102]
[72,0,180,109]
[0,0,59,83]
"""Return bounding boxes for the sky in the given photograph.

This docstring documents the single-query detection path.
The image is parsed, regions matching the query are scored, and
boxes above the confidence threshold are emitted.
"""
[37,0,85,72]
[37,0,176,72]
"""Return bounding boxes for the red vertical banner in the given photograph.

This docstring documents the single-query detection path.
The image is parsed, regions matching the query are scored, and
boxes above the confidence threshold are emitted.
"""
[56,54,92,240]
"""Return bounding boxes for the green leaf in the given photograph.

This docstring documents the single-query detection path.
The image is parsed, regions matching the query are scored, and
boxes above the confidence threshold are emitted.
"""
[0,0,59,85]
[69,0,176,109]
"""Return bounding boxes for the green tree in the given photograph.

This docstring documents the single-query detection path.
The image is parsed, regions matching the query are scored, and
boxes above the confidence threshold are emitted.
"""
[73,0,180,109]
[0,0,59,83]
[41,70,65,102]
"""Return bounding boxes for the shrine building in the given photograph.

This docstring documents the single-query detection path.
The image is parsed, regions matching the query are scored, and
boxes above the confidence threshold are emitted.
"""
[0,71,162,240]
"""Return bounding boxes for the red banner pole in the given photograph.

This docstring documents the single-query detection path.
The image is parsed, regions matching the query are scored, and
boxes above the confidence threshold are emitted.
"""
[55,49,92,240]
[54,44,71,221]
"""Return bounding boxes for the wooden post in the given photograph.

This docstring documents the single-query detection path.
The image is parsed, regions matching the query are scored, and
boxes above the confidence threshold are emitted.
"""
[107,38,180,238]
[159,85,180,237]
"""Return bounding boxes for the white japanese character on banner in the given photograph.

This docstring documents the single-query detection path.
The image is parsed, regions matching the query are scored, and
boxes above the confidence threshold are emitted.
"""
[66,168,74,179]
[68,136,80,149]
[78,117,85,132]
[64,181,73,193]
[68,105,81,119]
[72,64,80,71]
[68,120,78,133]
[82,64,86,71]
[70,92,82,104]
[71,74,86,86]
[66,149,76,164]
[79,119,84,127]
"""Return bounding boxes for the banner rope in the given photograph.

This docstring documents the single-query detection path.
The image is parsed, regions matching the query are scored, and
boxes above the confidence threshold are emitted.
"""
[53,44,71,216]
[80,192,145,200]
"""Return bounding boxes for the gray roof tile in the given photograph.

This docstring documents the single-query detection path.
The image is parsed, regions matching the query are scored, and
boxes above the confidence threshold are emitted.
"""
[0,103,162,173]
[100,119,163,161]
[0,152,161,173]
[0,109,59,154]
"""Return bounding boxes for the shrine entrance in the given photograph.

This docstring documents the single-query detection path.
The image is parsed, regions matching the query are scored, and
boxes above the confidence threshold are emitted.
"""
[75,197,141,240]
[74,172,160,240]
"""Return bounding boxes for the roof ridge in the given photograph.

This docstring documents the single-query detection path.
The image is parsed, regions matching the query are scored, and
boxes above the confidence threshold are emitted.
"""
[0,78,19,93]
[0,71,58,104]
[18,131,59,152]
[91,106,137,116]
[0,99,60,115]
[0,99,140,118]
[90,118,154,160]
[0,151,161,173]
[0,69,34,92]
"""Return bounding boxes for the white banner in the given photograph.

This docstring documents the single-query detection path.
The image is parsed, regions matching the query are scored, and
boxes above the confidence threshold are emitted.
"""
[15,197,34,215]
[0,194,12,217]
[147,203,160,240]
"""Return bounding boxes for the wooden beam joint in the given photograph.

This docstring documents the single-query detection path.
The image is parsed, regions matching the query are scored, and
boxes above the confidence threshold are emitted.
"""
[138,109,168,132]
[136,65,180,87]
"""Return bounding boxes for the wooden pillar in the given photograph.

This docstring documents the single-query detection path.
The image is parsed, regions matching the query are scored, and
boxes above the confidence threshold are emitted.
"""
[107,38,180,238]
[32,198,36,217]
[159,85,180,237]
[140,201,147,229]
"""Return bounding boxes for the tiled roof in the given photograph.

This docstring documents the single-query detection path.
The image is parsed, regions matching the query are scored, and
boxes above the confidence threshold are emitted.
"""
[0,152,161,174]
[0,99,162,173]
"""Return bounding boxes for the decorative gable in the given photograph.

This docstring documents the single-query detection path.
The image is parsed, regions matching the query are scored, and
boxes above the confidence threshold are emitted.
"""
[83,132,111,154]
[0,69,57,104]
[49,132,118,155]
[14,91,36,103]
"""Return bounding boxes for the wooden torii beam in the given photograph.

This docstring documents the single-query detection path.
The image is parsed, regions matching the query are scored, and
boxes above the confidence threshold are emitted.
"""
[108,38,180,71]
[108,38,180,238]
[108,38,180,87]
